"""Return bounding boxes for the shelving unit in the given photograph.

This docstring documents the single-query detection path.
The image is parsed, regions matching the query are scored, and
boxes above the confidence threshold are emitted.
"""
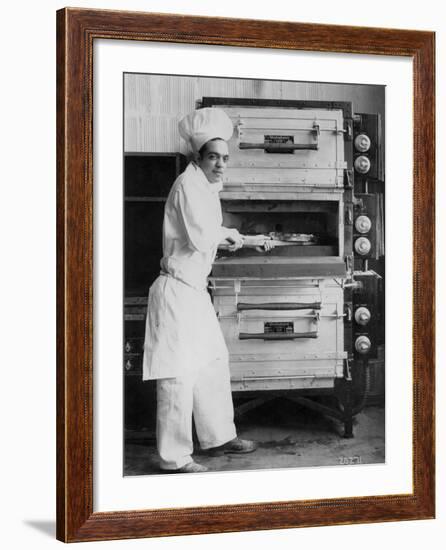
[124,152,186,430]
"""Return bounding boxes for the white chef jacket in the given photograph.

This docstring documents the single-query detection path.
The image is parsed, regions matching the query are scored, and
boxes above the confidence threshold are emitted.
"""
[159,161,230,290]
[142,162,235,380]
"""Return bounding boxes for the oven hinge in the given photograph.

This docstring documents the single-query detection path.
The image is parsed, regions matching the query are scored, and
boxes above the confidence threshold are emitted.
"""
[345,254,354,278]
[343,358,353,381]
[344,303,352,323]
[344,203,353,225]
[344,168,353,189]
[344,118,353,141]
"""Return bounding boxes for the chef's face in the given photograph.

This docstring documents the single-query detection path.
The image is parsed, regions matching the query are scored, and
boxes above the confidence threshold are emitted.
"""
[197,139,229,184]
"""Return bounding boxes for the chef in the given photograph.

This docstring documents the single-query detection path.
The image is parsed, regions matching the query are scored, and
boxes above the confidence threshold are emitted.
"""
[142,107,258,473]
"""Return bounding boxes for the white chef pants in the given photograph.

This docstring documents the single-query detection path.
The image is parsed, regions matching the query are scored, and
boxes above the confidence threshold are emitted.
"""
[156,356,237,470]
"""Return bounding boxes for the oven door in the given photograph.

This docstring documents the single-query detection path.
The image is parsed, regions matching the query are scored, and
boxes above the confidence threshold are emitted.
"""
[221,107,347,193]
[211,278,346,391]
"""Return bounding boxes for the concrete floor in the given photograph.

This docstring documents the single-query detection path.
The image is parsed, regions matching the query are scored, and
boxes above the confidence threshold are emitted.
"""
[124,399,384,476]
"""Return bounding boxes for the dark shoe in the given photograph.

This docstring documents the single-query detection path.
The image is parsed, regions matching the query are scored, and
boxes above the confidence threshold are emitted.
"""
[204,437,258,456]
[162,461,208,474]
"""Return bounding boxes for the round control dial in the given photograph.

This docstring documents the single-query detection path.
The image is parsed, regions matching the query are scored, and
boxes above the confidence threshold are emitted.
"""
[354,155,371,174]
[354,133,371,152]
[355,237,371,255]
[355,307,371,326]
[355,335,371,354]
[355,215,372,234]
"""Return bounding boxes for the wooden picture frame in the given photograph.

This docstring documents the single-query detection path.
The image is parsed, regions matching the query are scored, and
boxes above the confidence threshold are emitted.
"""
[56,7,435,542]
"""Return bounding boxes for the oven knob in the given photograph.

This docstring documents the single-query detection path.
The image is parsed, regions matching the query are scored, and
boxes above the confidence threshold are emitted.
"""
[125,341,133,353]
[355,307,371,325]
[125,359,133,371]
[355,215,372,234]
[355,237,371,255]
[354,133,371,152]
[354,155,371,174]
[355,335,371,354]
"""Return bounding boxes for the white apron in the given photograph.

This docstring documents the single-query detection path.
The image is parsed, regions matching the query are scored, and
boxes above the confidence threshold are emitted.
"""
[142,273,228,379]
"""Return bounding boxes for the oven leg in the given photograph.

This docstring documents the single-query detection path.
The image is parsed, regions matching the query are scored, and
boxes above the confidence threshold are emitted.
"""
[333,378,355,438]
[234,396,274,419]
[340,360,354,438]
[342,379,354,438]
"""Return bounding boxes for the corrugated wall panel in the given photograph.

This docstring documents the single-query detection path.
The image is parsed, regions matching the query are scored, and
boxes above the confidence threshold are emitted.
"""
[124,74,384,153]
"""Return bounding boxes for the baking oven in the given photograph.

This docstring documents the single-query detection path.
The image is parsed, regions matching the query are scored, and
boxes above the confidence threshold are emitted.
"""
[123,97,384,437]
[202,98,384,436]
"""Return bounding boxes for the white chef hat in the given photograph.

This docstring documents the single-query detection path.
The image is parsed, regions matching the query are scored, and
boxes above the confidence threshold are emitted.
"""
[178,107,233,153]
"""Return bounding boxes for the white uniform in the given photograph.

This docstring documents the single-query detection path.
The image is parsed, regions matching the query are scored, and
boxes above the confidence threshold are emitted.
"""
[142,162,237,469]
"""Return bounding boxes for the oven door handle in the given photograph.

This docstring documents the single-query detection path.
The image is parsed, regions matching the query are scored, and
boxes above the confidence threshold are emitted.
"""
[237,302,321,311]
[239,331,319,340]
[239,142,318,151]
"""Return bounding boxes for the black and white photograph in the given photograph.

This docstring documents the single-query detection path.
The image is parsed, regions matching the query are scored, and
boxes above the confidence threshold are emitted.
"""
[123,73,386,476]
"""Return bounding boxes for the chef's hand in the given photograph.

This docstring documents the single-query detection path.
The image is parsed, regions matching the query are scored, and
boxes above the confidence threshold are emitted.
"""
[255,237,275,253]
[263,238,275,252]
[226,228,244,252]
